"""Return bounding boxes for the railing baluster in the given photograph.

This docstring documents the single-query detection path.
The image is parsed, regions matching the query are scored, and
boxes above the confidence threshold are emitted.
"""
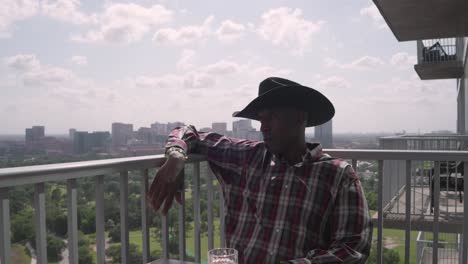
[462,162,468,264]
[161,214,169,258]
[219,185,226,248]
[433,161,440,264]
[34,183,47,264]
[140,169,150,263]
[95,175,105,264]
[405,161,411,264]
[67,179,78,264]
[0,188,11,264]
[377,160,384,264]
[193,162,201,263]
[207,167,215,250]
[178,168,186,261]
[120,171,129,263]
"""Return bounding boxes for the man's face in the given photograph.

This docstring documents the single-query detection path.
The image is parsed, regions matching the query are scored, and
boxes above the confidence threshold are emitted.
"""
[258,108,303,155]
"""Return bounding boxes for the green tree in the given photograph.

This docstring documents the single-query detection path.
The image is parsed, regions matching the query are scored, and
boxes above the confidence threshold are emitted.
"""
[46,234,66,262]
[11,208,34,243]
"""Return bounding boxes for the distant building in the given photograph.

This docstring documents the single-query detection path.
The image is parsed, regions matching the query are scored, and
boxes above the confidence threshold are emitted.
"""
[315,119,333,148]
[73,131,89,154]
[233,119,253,139]
[167,122,185,132]
[112,123,133,150]
[25,126,45,144]
[73,131,110,154]
[25,126,46,152]
[212,122,227,134]
[69,129,77,140]
[151,122,168,135]
[136,127,159,145]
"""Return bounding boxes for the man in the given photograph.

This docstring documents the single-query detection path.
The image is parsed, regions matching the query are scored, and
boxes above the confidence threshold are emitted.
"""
[148,77,372,263]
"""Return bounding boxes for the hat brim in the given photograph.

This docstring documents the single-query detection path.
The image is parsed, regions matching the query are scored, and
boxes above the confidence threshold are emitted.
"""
[232,85,334,127]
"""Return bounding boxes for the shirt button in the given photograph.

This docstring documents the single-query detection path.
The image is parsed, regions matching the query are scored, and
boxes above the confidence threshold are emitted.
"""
[285,185,288,189]
[269,251,273,255]
[276,228,280,233]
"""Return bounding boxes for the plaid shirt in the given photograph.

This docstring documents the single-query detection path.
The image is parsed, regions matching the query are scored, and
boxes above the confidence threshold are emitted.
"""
[167,126,372,264]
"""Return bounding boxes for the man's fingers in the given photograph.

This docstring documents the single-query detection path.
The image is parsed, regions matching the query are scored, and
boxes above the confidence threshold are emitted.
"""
[162,187,176,215]
[175,192,183,205]
[148,168,164,197]
[152,187,167,212]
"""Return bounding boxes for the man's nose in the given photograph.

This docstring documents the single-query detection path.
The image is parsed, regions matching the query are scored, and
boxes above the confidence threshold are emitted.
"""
[260,121,270,133]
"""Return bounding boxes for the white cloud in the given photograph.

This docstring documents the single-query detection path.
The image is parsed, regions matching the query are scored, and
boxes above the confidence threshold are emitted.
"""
[183,72,216,89]
[5,53,74,86]
[216,20,245,42]
[390,52,417,69]
[177,49,196,70]
[360,4,387,29]
[71,3,173,43]
[41,0,97,25]
[348,56,385,69]
[251,66,292,78]
[134,74,181,89]
[5,54,40,71]
[0,0,38,38]
[258,7,325,55]
[153,16,213,45]
[318,76,351,90]
[203,60,242,75]
[23,67,73,86]
[324,56,385,70]
[71,55,88,66]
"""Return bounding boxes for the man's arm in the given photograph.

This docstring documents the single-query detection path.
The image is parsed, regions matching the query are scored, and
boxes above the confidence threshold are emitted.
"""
[148,125,259,215]
[285,165,373,264]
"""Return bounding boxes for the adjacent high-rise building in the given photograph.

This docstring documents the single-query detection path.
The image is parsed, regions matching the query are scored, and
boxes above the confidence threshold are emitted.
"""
[314,119,333,148]
[111,123,133,150]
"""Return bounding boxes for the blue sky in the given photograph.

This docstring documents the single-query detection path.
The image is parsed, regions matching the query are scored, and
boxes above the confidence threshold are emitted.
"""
[0,0,457,134]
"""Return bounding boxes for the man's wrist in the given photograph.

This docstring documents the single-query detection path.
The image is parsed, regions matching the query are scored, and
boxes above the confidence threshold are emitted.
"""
[165,147,188,160]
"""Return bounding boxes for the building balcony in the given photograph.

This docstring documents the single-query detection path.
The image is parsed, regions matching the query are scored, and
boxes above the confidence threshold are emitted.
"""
[414,38,465,80]
[0,149,468,264]
[372,0,468,41]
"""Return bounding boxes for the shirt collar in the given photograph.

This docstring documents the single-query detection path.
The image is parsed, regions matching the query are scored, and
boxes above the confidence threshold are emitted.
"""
[269,143,323,167]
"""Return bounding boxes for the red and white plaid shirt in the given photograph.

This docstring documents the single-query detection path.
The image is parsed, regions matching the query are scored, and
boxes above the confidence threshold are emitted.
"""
[167,126,372,263]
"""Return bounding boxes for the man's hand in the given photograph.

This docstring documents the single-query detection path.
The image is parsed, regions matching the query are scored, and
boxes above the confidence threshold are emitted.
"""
[147,151,185,215]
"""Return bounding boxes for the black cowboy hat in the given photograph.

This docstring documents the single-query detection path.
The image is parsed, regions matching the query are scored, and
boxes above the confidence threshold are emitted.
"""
[232,77,335,127]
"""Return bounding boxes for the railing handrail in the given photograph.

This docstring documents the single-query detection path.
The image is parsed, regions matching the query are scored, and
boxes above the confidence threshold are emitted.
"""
[1,149,468,188]
[0,154,205,188]
[380,135,468,140]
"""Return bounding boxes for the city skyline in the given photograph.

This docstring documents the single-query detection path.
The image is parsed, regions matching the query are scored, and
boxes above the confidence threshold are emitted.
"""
[0,0,457,134]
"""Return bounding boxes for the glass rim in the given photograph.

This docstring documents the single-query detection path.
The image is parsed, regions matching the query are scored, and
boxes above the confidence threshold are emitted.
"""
[208,247,238,256]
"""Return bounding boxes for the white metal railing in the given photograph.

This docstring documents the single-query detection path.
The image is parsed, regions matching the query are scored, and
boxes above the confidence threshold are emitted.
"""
[0,150,467,264]
[417,38,465,64]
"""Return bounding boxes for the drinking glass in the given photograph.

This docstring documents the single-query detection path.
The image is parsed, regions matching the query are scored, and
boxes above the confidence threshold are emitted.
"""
[208,248,238,264]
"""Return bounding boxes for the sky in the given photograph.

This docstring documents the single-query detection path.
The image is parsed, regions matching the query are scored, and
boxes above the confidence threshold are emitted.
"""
[0,0,457,134]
